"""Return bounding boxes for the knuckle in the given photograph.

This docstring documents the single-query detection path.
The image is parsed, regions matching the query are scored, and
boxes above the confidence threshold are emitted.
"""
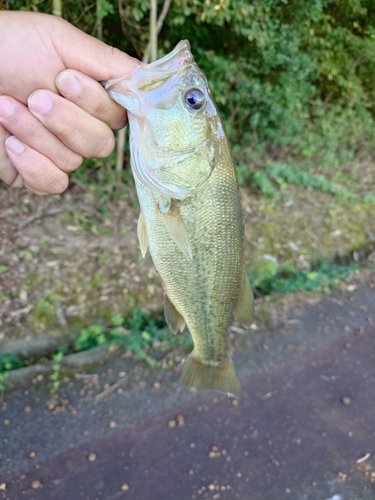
[91,100,126,130]
[91,98,108,120]
[112,115,128,131]
[52,174,69,194]
[56,112,78,137]
[61,150,83,173]
[94,132,115,158]
[26,162,46,184]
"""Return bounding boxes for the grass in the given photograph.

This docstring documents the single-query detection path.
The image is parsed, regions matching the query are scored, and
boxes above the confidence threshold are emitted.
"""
[236,161,375,204]
[73,309,192,367]
[249,259,360,296]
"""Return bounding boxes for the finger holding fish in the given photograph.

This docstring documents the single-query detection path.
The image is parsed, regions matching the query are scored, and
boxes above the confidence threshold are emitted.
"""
[56,69,128,130]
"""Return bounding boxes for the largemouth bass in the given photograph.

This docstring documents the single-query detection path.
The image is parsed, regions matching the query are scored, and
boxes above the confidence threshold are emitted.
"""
[106,41,253,396]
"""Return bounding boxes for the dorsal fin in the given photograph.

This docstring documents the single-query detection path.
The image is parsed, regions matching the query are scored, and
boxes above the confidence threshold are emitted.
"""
[137,211,148,257]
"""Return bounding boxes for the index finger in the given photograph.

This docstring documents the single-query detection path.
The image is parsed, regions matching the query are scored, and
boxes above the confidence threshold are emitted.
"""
[56,70,127,130]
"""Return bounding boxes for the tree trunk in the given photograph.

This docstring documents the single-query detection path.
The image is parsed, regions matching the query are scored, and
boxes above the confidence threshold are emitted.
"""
[52,0,62,17]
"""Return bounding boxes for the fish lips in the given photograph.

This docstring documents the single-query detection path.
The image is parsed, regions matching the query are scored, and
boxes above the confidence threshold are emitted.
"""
[105,40,198,116]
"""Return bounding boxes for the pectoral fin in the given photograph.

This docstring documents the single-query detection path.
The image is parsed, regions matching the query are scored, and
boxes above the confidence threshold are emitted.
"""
[137,211,148,257]
[164,294,186,334]
[234,269,254,327]
[160,208,193,261]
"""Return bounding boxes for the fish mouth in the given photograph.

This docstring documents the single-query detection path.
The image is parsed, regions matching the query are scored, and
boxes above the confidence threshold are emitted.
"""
[135,40,194,92]
[147,40,193,71]
[105,40,195,99]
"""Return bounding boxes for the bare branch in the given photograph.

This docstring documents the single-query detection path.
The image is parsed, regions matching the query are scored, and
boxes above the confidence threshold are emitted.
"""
[156,0,173,34]
[143,0,173,63]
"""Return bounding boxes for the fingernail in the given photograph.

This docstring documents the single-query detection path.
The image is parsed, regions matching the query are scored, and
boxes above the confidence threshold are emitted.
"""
[28,91,53,114]
[56,72,81,97]
[6,136,25,155]
[0,97,15,118]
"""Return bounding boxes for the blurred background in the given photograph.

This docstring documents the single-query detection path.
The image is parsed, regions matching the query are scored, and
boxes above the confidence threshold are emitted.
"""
[1,0,375,384]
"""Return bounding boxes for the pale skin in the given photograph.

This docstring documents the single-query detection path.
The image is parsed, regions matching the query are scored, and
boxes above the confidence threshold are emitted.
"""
[0,11,140,195]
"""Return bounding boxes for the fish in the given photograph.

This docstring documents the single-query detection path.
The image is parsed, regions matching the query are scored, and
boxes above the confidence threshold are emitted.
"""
[105,40,253,397]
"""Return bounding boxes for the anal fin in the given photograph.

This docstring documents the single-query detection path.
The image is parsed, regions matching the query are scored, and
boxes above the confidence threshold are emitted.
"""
[234,269,254,327]
[164,294,186,334]
[137,211,148,257]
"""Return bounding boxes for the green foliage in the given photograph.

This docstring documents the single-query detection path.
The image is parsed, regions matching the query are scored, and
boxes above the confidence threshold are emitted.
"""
[0,353,24,373]
[74,324,107,351]
[0,373,8,393]
[111,314,124,327]
[239,162,375,202]
[50,348,68,389]
[0,353,24,392]
[73,309,191,366]
[249,259,359,296]
[111,309,189,365]
[6,0,375,169]
[249,256,279,289]
[166,0,375,156]
[96,0,114,19]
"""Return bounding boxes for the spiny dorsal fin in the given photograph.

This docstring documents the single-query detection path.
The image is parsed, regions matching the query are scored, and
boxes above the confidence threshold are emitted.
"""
[137,211,148,257]
[234,269,254,327]
[159,207,193,261]
[164,294,186,334]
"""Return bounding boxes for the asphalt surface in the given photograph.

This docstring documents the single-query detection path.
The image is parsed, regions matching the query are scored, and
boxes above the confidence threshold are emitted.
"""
[1,275,375,500]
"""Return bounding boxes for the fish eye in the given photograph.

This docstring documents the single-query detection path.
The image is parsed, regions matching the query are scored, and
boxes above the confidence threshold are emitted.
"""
[184,88,205,110]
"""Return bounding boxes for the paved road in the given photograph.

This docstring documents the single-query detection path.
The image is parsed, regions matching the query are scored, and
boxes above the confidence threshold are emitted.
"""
[1,277,375,500]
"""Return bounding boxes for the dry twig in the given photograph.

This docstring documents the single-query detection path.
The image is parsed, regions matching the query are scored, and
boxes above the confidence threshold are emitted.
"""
[94,377,127,402]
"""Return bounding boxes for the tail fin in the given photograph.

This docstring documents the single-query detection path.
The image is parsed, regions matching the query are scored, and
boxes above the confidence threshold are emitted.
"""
[181,354,241,397]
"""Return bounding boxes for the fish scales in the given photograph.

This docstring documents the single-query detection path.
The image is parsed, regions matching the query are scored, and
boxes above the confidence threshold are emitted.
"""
[138,143,243,362]
[106,40,253,396]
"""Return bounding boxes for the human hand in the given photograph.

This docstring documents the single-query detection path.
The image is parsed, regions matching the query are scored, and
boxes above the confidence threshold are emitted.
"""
[0,11,140,195]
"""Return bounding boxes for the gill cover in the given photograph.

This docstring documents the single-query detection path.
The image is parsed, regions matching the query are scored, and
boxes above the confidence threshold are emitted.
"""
[105,40,219,200]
